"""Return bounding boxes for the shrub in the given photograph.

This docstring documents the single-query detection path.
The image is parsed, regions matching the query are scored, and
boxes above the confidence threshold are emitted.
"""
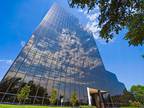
[70,91,78,106]
[130,101,141,107]
[49,89,57,105]
[17,84,31,104]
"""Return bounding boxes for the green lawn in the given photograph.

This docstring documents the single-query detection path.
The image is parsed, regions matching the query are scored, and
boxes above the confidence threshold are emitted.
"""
[121,106,144,108]
[121,107,139,108]
[0,104,98,108]
[0,104,70,108]
[0,104,96,108]
[0,104,140,108]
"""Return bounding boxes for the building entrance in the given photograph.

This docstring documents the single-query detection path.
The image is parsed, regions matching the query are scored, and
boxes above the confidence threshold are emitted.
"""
[87,87,113,108]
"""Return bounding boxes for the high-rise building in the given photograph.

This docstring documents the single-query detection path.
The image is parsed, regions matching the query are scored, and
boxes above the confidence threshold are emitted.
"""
[0,3,125,106]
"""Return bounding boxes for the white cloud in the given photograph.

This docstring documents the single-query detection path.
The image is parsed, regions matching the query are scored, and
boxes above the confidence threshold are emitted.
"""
[0,59,13,64]
[21,41,26,47]
[77,5,115,45]
[0,59,13,80]
[86,13,99,21]
[78,6,100,39]
[84,10,88,15]
[78,9,83,12]
[85,21,100,39]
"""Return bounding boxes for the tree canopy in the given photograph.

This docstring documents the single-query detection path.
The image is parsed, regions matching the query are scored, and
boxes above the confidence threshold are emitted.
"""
[49,89,57,105]
[131,85,144,105]
[70,91,78,106]
[17,84,31,104]
[68,0,144,46]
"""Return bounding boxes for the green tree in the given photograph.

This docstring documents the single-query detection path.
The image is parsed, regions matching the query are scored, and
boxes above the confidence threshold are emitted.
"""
[112,90,135,106]
[131,85,144,105]
[0,77,21,94]
[49,88,57,105]
[17,84,31,104]
[68,0,144,47]
[70,91,78,106]
[130,101,141,107]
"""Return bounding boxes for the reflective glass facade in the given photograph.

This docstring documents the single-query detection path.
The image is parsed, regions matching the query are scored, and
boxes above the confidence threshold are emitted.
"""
[0,4,125,105]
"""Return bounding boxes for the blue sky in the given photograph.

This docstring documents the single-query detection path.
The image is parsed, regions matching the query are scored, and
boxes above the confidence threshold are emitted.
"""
[0,0,144,90]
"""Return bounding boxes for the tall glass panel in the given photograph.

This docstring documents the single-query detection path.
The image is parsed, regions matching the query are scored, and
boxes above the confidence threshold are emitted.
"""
[0,3,125,105]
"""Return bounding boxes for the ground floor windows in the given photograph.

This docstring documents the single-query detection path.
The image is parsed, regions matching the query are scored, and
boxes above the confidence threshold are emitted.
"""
[0,77,88,106]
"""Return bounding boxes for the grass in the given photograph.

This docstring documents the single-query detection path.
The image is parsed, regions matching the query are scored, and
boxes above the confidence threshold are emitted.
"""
[0,104,141,108]
[0,104,96,108]
[121,106,140,108]
[122,105,144,108]
[0,104,95,108]
[0,104,70,108]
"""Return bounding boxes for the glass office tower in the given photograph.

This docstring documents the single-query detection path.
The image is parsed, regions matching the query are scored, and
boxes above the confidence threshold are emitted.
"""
[0,3,125,105]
